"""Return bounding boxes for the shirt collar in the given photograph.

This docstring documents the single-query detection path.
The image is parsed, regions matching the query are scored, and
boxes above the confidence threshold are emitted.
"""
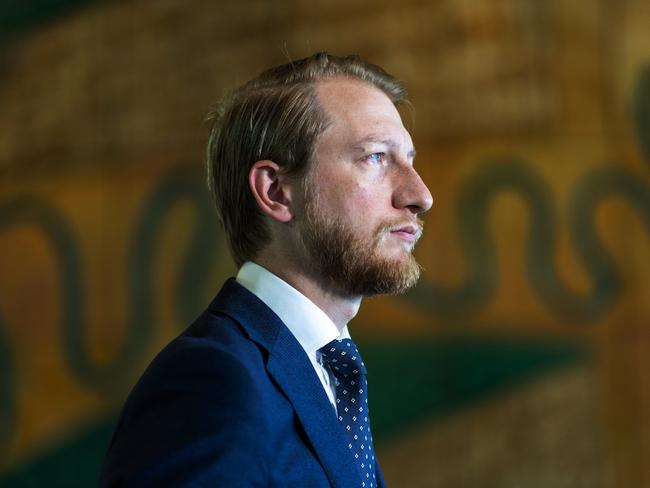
[236,261,350,358]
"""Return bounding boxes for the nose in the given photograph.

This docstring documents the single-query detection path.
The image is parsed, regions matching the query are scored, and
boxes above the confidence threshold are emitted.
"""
[392,166,433,214]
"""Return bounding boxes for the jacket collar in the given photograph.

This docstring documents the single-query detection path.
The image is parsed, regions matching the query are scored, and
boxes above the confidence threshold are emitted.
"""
[209,278,360,488]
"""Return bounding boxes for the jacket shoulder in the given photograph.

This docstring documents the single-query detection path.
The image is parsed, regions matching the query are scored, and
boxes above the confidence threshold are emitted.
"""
[101,309,272,486]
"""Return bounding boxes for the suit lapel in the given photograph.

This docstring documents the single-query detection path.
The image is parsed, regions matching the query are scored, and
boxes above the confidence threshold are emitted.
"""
[267,325,361,488]
[210,279,360,488]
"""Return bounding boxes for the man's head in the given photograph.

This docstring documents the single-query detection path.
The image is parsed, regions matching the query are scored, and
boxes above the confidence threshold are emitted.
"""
[206,52,432,295]
[297,77,431,296]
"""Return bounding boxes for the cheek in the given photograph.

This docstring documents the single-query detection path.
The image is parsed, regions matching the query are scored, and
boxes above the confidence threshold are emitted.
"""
[353,180,390,206]
[338,183,370,207]
[320,170,390,218]
[340,186,388,225]
[352,189,375,209]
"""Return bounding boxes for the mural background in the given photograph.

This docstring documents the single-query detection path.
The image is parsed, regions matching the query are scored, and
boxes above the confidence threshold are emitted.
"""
[1,0,649,486]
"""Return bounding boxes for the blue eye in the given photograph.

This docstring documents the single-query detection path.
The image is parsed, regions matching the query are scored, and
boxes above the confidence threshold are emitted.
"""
[366,152,385,164]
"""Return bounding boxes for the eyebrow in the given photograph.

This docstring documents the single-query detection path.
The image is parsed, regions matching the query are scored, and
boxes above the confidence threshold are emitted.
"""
[352,137,417,160]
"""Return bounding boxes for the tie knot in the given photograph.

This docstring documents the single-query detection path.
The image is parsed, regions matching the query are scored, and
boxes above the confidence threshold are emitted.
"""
[319,338,367,376]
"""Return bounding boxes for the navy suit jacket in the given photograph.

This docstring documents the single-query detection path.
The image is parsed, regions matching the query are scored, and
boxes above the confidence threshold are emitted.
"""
[100,278,387,487]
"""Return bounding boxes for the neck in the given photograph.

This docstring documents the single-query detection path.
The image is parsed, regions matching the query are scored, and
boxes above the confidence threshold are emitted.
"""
[254,254,362,331]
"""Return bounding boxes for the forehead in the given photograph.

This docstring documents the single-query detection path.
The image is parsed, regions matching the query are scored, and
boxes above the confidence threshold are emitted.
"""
[314,78,413,149]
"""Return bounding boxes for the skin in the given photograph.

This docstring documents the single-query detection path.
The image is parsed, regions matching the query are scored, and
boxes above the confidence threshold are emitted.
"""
[249,77,433,330]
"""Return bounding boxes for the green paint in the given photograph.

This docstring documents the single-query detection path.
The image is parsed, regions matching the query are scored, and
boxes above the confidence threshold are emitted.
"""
[0,195,87,456]
[0,416,116,487]
[361,336,584,441]
[0,0,112,44]
[569,167,650,317]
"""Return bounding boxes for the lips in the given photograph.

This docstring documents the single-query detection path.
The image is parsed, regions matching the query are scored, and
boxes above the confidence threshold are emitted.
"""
[389,223,421,244]
[394,224,418,235]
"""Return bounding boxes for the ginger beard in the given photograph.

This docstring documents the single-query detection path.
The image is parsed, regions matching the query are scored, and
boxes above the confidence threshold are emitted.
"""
[298,178,423,297]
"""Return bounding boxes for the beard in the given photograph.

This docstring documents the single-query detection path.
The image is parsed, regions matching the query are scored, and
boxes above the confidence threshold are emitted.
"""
[298,182,423,297]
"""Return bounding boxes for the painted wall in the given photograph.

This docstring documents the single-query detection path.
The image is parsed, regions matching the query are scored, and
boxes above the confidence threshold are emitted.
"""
[1,0,649,486]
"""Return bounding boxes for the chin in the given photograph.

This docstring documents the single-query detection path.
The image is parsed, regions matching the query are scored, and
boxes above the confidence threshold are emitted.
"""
[348,253,422,297]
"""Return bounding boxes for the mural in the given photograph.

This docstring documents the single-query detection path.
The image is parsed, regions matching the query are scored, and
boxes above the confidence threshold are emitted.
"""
[1,0,649,486]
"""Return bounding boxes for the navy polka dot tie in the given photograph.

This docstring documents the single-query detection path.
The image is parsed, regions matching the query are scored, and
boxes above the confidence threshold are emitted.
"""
[319,339,377,487]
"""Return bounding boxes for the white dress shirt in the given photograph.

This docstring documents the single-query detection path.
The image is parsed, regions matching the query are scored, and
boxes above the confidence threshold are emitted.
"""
[236,261,350,410]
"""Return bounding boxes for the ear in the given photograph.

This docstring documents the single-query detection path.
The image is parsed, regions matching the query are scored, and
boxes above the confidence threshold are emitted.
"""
[248,160,294,223]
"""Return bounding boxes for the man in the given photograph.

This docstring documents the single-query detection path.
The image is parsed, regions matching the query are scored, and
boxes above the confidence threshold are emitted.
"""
[100,52,432,487]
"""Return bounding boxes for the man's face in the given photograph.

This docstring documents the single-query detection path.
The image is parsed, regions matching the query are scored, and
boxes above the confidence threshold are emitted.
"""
[296,78,433,296]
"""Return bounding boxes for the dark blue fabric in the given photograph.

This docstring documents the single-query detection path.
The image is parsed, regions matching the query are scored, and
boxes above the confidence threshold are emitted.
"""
[99,278,387,487]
